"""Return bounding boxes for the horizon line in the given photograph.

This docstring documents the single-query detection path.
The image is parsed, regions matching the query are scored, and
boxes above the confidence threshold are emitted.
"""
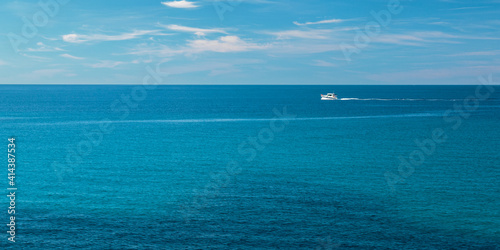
[0,84,498,86]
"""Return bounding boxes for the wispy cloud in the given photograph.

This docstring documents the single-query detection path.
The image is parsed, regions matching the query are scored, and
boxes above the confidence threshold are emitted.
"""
[26,42,64,52]
[293,19,344,26]
[312,60,337,67]
[267,29,334,39]
[62,30,159,43]
[448,6,489,10]
[373,31,500,46]
[270,42,344,54]
[160,24,227,36]
[0,60,7,66]
[60,53,85,60]
[128,35,268,57]
[88,61,125,68]
[161,0,199,9]
[449,50,500,56]
[187,36,269,53]
[236,0,276,3]
[373,33,429,46]
[19,53,52,61]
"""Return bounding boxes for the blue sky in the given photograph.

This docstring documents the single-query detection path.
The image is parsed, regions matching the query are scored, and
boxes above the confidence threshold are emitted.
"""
[1,0,499,84]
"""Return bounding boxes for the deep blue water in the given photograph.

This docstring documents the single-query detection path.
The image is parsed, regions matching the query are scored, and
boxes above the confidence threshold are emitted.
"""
[0,85,499,249]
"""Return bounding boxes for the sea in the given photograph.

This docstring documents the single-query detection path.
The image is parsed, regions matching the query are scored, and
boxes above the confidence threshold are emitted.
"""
[0,85,499,249]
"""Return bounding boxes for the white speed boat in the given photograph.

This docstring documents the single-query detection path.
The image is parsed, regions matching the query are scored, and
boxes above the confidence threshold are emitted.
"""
[321,92,338,100]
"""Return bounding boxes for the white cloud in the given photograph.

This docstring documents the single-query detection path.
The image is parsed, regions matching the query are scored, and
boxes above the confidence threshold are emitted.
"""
[88,61,125,68]
[312,60,336,67]
[131,58,153,64]
[40,35,59,41]
[128,35,268,58]
[449,50,500,56]
[62,30,158,43]
[448,6,488,11]
[26,42,64,52]
[267,29,333,39]
[20,53,52,61]
[293,19,344,26]
[0,60,6,66]
[370,31,500,47]
[187,36,269,53]
[161,0,199,8]
[372,31,463,46]
[60,53,85,60]
[160,24,227,36]
[373,34,428,46]
[270,42,344,54]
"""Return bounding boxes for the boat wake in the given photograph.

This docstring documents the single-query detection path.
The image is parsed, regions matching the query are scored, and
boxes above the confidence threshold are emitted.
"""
[14,113,443,126]
[339,98,461,101]
[0,117,42,120]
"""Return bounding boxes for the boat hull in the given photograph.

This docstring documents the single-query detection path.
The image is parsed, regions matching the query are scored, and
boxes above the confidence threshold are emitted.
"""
[321,97,338,100]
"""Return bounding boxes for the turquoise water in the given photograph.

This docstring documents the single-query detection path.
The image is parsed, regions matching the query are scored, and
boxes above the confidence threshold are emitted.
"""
[0,85,499,249]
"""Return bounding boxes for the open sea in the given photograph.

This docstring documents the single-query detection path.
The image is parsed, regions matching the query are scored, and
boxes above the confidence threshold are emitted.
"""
[0,85,499,249]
